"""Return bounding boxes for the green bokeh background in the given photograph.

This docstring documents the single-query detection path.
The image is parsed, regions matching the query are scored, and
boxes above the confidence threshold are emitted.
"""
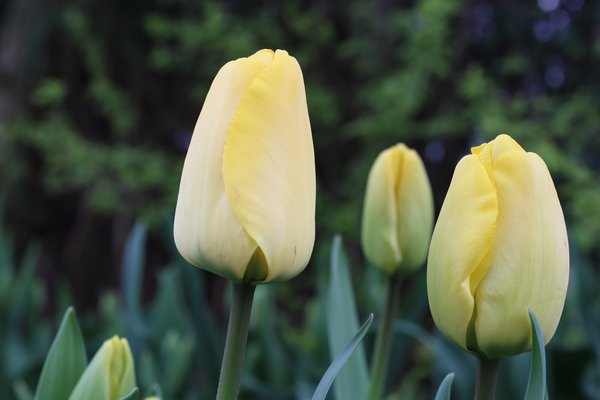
[0,0,599,398]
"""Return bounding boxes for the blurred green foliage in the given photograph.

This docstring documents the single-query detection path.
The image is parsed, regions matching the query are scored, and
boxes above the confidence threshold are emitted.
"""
[1,208,599,399]
[1,0,600,398]
[3,0,600,249]
[0,207,54,400]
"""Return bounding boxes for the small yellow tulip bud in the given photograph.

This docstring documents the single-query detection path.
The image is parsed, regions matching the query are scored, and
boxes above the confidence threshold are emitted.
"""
[361,144,434,276]
[69,336,135,400]
[173,49,316,283]
[427,134,569,359]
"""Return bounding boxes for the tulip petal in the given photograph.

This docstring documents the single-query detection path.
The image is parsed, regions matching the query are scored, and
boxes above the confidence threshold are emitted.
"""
[222,50,316,282]
[174,51,273,280]
[69,337,135,400]
[361,145,433,275]
[361,146,405,274]
[395,149,434,273]
[427,155,498,350]
[471,134,525,161]
[474,151,569,358]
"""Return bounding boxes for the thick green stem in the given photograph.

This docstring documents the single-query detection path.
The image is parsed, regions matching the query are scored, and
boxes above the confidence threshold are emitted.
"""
[367,277,401,400]
[216,281,256,400]
[474,357,500,400]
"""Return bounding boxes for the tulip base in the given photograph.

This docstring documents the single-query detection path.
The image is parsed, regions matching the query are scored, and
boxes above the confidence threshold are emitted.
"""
[216,281,256,400]
[474,357,500,400]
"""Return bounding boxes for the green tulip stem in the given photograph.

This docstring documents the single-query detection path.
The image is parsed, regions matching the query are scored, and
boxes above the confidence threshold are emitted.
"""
[216,281,256,400]
[367,277,401,400]
[474,357,500,400]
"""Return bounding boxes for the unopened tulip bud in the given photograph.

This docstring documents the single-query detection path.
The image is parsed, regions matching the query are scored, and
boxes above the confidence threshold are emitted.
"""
[69,336,135,400]
[361,144,434,276]
[173,49,316,283]
[427,134,569,359]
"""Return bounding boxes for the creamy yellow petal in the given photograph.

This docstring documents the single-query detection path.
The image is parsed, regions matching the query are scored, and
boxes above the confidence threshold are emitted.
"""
[474,151,569,358]
[427,155,498,350]
[472,134,525,177]
[395,148,434,273]
[68,336,136,400]
[222,50,316,282]
[174,51,273,280]
[471,134,524,159]
[113,339,135,398]
[361,145,404,274]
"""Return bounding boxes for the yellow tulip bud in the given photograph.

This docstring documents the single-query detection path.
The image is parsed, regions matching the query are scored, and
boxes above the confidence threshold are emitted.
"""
[69,336,135,400]
[361,144,434,276]
[173,49,316,283]
[427,134,569,359]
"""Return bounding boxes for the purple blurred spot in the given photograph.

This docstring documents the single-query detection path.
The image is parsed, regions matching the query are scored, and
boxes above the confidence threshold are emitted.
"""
[538,0,560,12]
[471,4,495,41]
[550,9,570,30]
[425,141,445,164]
[474,4,494,23]
[545,65,565,88]
[533,19,555,42]
[565,0,584,12]
[524,75,545,96]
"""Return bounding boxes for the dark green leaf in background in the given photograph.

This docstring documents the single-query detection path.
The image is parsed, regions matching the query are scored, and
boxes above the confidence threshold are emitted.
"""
[33,307,87,400]
[121,222,148,353]
[326,235,371,400]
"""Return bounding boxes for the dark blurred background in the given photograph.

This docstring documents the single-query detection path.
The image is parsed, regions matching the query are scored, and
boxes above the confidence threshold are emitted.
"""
[0,0,599,399]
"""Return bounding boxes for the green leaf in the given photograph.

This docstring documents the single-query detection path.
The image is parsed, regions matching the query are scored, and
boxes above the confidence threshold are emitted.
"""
[13,380,34,400]
[524,309,546,400]
[121,222,147,352]
[119,387,139,400]
[434,372,455,400]
[8,245,40,329]
[122,222,146,314]
[252,285,289,386]
[326,235,370,400]
[159,330,194,395]
[31,78,67,106]
[0,197,14,272]
[34,307,87,400]
[312,314,374,400]
[394,321,474,398]
[144,383,163,399]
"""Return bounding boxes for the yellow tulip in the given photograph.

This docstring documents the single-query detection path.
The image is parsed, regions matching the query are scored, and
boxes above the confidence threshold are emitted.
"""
[427,134,569,359]
[361,144,434,276]
[69,336,135,400]
[173,49,316,283]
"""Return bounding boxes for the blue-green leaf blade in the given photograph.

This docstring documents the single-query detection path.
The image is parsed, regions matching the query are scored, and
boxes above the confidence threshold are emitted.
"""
[119,387,139,400]
[34,307,87,400]
[121,222,147,350]
[326,235,370,400]
[434,372,455,400]
[312,314,374,400]
[524,309,546,400]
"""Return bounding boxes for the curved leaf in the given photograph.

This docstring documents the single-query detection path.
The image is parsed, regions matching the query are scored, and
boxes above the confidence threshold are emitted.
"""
[119,387,139,400]
[434,372,455,400]
[326,235,370,400]
[34,307,87,400]
[524,309,546,400]
[312,314,374,400]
